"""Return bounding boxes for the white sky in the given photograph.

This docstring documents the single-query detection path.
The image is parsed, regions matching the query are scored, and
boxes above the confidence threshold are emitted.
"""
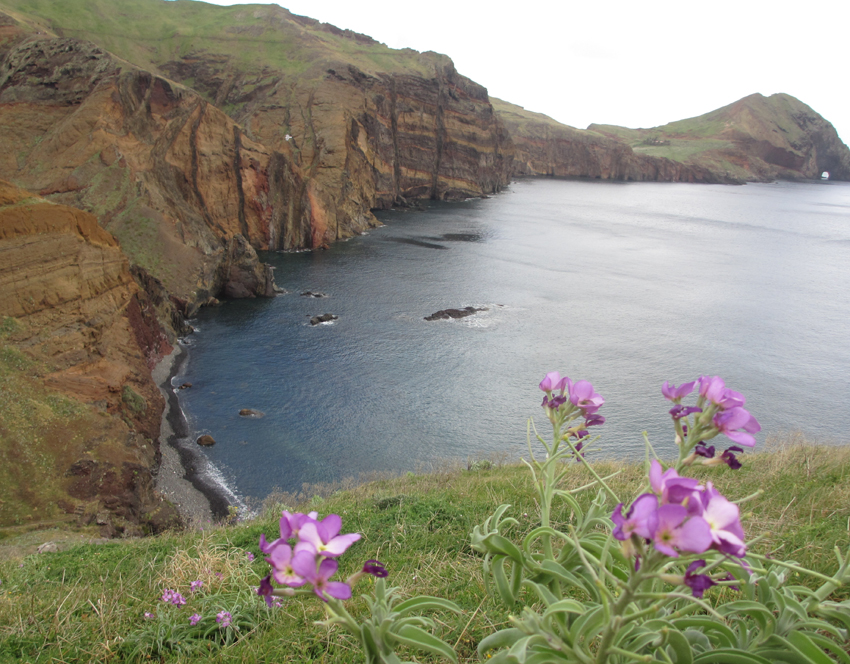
[200,0,849,145]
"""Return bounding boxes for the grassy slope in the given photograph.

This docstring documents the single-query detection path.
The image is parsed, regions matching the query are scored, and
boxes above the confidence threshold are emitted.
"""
[0,0,444,81]
[490,97,607,139]
[1,438,848,662]
[589,93,814,169]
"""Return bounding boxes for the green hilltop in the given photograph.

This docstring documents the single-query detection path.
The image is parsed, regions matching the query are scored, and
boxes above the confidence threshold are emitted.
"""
[0,0,447,82]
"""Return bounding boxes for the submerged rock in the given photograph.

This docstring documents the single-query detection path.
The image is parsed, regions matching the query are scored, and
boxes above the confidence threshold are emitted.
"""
[424,306,488,321]
[301,291,327,298]
[239,409,265,418]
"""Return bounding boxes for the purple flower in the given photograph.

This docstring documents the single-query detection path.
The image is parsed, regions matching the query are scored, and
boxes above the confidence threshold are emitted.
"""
[246,552,255,562]
[648,505,712,558]
[698,376,727,404]
[189,613,202,626]
[539,371,570,393]
[720,446,744,470]
[669,405,702,420]
[260,510,319,553]
[648,460,702,510]
[683,560,717,598]
[144,611,155,620]
[216,611,232,628]
[700,483,747,557]
[266,543,309,587]
[161,589,186,606]
[694,443,715,458]
[297,514,361,558]
[584,413,605,427]
[568,380,604,415]
[257,574,274,607]
[362,560,389,578]
[713,407,760,447]
[662,381,696,402]
[612,493,658,541]
[190,580,203,593]
[542,394,567,409]
[292,552,352,602]
[721,572,741,592]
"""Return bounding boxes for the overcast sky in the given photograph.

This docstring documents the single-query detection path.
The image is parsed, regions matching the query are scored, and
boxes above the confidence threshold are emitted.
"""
[200,0,848,144]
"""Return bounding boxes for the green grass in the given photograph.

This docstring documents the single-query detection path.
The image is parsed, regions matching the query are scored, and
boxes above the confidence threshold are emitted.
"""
[1,436,848,662]
[0,0,438,80]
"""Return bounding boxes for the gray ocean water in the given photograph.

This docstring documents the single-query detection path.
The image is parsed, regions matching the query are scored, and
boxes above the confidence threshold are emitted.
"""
[175,178,850,502]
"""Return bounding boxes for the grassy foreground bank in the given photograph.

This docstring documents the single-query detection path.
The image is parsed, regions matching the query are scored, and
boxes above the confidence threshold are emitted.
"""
[1,436,848,663]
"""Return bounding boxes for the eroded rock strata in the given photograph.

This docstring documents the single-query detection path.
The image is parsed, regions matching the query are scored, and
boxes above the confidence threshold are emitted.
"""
[0,37,305,306]
[0,180,180,534]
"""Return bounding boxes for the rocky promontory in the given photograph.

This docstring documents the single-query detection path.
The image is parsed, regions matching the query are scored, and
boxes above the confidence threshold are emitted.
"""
[494,94,850,184]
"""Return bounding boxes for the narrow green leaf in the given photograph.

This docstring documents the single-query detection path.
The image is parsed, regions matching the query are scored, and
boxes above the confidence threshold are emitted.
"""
[671,617,736,649]
[569,605,605,645]
[484,533,525,563]
[785,631,837,664]
[478,628,526,656]
[394,625,457,663]
[758,633,824,664]
[693,649,773,664]
[664,629,694,664]
[543,599,586,618]
[493,555,517,605]
[393,596,461,617]
[806,632,850,664]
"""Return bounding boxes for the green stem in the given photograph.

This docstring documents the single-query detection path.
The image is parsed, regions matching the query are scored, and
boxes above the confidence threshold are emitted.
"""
[747,553,839,586]
[564,436,620,504]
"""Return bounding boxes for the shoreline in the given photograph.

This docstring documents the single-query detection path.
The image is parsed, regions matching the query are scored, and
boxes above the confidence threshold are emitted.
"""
[153,343,232,524]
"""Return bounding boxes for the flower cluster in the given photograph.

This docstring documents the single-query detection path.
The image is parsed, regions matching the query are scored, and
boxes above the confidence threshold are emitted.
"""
[663,376,760,466]
[216,610,232,628]
[613,460,746,560]
[258,510,386,605]
[539,371,605,437]
[161,589,186,606]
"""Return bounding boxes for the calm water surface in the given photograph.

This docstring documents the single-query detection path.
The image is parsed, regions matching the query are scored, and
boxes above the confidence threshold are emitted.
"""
[175,179,850,502]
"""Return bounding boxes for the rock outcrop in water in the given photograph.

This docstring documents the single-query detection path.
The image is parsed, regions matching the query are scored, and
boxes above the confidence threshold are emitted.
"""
[0,180,180,534]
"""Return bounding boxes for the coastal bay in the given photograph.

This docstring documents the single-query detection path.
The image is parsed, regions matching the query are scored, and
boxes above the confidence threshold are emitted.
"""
[175,178,850,506]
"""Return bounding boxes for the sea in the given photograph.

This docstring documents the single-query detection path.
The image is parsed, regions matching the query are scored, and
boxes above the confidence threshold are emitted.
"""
[172,178,850,504]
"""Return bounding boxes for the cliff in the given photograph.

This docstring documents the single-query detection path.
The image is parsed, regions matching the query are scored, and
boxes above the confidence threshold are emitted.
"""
[588,93,850,182]
[0,0,512,287]
[0,35,298,307]
[492,98,732,183]
[0,180,180,534]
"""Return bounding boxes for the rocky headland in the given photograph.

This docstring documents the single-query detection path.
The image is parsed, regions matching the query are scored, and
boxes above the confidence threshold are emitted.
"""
[494,94,849,184]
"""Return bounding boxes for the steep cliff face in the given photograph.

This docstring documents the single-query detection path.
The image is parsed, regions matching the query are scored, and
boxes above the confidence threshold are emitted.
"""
[159,53,513,251]
[0,0,513,255]
[0,180,180,534]
[0,37,306,305]
[493,98,737,183]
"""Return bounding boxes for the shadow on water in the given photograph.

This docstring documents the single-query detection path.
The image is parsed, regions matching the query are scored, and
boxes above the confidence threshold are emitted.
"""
[429,232,485,243]
[386,237,449,250]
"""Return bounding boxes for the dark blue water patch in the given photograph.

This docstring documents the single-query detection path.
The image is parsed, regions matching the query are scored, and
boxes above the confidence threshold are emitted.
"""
[177,179,850,503]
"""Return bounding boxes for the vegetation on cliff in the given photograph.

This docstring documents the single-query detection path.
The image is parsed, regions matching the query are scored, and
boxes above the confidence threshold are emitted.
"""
[589,93,850,182]
[496,93,850,183]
